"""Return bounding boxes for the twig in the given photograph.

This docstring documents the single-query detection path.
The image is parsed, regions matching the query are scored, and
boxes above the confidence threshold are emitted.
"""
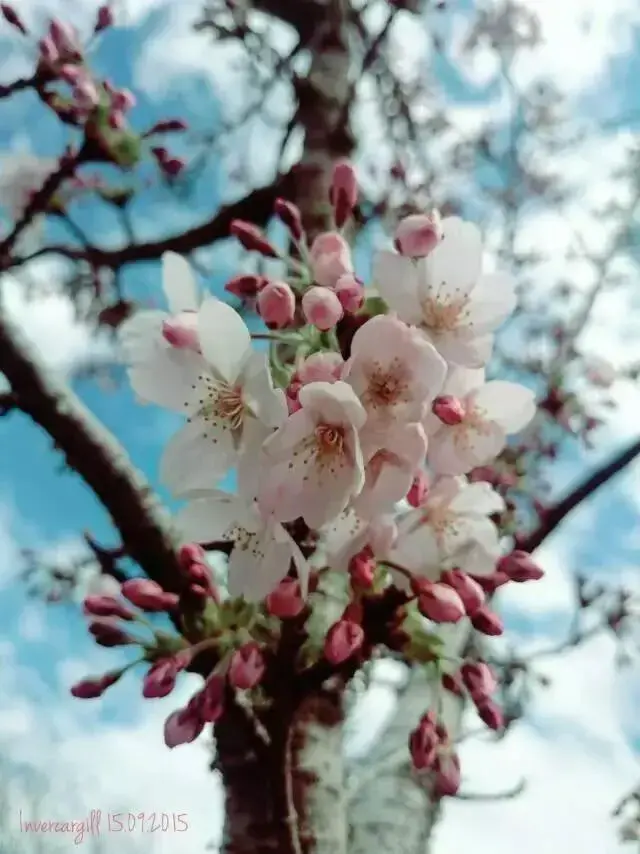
[455,779,526,801]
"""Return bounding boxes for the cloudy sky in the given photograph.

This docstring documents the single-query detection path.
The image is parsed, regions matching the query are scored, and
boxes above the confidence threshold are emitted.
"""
[0,0,639,852]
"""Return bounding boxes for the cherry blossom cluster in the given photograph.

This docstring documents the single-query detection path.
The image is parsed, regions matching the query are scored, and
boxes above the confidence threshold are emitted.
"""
[71,160,543,797]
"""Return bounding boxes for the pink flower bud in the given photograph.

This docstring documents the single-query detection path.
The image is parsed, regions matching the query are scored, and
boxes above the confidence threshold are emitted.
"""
[440,570,485,617]
[178,543,206,570]
[162,157,185,177]
[70,671,120,699]
[274,198,304,241]
[285,380,302,414]
[121,579,178,612]
[302,286,343,331]
[95,4,114,33]
[460,661,496,700]
[111,88,136,112]
[164,706,204,749]
[433,752,461,797]
[497,551,544,583]
[324,619,364,665]
[309,232,353,287]
[49,19,80,58]
[224,273,265,300]
[409,711,439,770]
[38,36,59,64]
[228,642,265,690]
[1,4,27,34]
[230,220,278,258]
[266,577,305,618]
[83,594,135,621]
[329,161,358,228]
[142,657,183,699]
[257,280,296,328]
[476,698,504,731]
[335,273,364,313]
[441,672,464,696]
[349,548,375,588]
[471,606,504,636]
[297,351,344,385]
[407,470,429,507]
[470,570,509,594]
[88,619,134,647]
[199,674,225,722]
[162,311,200,352]
[432,395,465,426]
[394,211,442,258]
[418,582,465,623]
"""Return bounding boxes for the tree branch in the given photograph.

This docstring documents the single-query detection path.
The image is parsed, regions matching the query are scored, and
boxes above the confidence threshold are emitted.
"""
[519,436,640,553]
[0,309,186,596]
[10,175,290,271]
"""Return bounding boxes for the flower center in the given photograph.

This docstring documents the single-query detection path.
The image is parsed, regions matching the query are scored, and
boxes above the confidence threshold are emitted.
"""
[315,424,345,461]
[189,374,246,432]
[363,359,410,412]
[451,407,491,449]
[421,294,469,333]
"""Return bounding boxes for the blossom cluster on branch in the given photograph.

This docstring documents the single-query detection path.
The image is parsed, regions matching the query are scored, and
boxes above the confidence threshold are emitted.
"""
[69,159,542,797]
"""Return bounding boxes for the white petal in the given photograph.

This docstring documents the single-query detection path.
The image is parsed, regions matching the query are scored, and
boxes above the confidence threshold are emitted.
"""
[465,273,516,334]
[237,417,272,501]
[162,251,199,313]
[449,481,505,517]
[198,296,251,384]
[127,349,204,411]
[428,421,505,476]
[372,251,422,323]
[175,493,240,543]
[160,416,236,495]
[471,381,536,433]
[434,331,494,368]
[241,351,288,428]
[445,366,485,398]
[299,381,366,429]
[421,217,482,298]
[228,529,292,602]
[392,522,441,578]
[261,410,315,462]
[119,310,166,362]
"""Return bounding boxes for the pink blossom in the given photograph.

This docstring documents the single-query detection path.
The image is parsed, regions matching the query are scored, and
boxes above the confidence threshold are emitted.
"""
[199,674,226,722]
[497,550,544,582]
[121,579,178,612]
[459,661,496,700]
[266,578,305,618]
[257,280,296,328]
[111,88,135,113]
[470,606,503,636]
[433,751,461,797]
[302,286,344,330]
[164,706,204,749]
[228,643,265,690]
[143,657,183,699]
[432,395,465,426]
[274,198,304,241]
[324,619,364,664]
[417,582,466,623]
[162,311,200,352]
[297,351,344,385]
[440,569,485,616]
[83,594,135,621]
[330,161,358,227]
[335,273,364,313]
[394,211,442,258]
[230,220,278,258]
[309,232,353,287]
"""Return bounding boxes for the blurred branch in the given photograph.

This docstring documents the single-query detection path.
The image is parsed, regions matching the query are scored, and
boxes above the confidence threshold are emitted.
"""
[455,779,526,802]
[519,436,640,553]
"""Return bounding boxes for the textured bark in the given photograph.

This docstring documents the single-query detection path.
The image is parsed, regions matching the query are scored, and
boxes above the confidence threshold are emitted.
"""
[218,684,347,854]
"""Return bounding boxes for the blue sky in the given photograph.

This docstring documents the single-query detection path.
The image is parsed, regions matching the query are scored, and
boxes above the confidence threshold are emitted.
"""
[1,1,640,852]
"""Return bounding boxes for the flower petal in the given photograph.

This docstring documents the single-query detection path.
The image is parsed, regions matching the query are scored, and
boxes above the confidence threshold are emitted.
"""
[127,349,205,411]
[175,493,240,543]
[160,416,236,495]
[464,272,516,334]
[162,251,199,314]
[299,380,367,429]
[428,420,505,475]
[421,217,483,299]
[470,381,536,433]
[449,481,505,516]
[433,331,494,369]
[198,296,251,384]
[372,250,422,323]
[241,351,287,428]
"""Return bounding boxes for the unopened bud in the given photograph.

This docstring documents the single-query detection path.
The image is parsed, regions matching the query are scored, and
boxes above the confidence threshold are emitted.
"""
[432,395,465,426]
[70,671,121,699]
[121,579,178,612]
[230,220,278,258]
[418,582,465,623]
[329,160,358,228]
[324,619,364,665]
[335,273,364,314]
[199,674,225,722]
[471,606,504,636]
[164,706,204,749]
[407,469,429,507]
[224,273,264,300]
[274,198,304,241]
[349,548,376,588]
[146,118,188,135]
[433,752,461,797]
[394,211,442,258]
[95,4,114,32]
[409,711,439,770]
[302,286,343,331]
[265,578,305,618]
[1,4,27,34]
[476,698,504,731]
[228,642,265,691]
[88,619,134,647]
[143,657,183,699]
[497,550,544,583]
[257,280,296,328]
[460,661,496,700]
[83,594,135,621]
[440,569,485,616]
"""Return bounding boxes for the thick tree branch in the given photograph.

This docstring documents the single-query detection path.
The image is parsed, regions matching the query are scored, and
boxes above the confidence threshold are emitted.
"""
[0,309,185,595]
[519,436,640,553]
[11,175,290,271]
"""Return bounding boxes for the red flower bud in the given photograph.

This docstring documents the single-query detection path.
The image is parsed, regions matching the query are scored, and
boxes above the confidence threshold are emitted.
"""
[265,578,305,618]
[274,197,304,241]
[497,551,544,583]
[418,582,465,623]
[329,160,358,228]
[121,579,178,612]
[441,672,464,696]
[433,752,461,797]
[407,470,429,507]
[146,118,188,135]
[143,657,184,699]
[394,211,442,258]
[324,619,364,665]
[164,706,204,749]
[432,395,465,426]
[228,643,265,691]
[83,594,135,621]
[476,698,504,731]
[88,619,134,647]
[70,671,120,699]
[471,606,504,636]
[440,569,485,616]
[199,674,225,722]
[409,711,439,770]
[460,661,496,701]
[230,220,278,258]
[94,4,114,33]
[348,548,376,589]
[224,273,265,300]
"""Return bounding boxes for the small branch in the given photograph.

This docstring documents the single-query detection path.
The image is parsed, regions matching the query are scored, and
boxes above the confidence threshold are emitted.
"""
[10,176,290,271]
[455,779,526,802]
[0,76,37,99]
[0,309,185,596]
[0,392,17,414]
[519,436,640,553]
